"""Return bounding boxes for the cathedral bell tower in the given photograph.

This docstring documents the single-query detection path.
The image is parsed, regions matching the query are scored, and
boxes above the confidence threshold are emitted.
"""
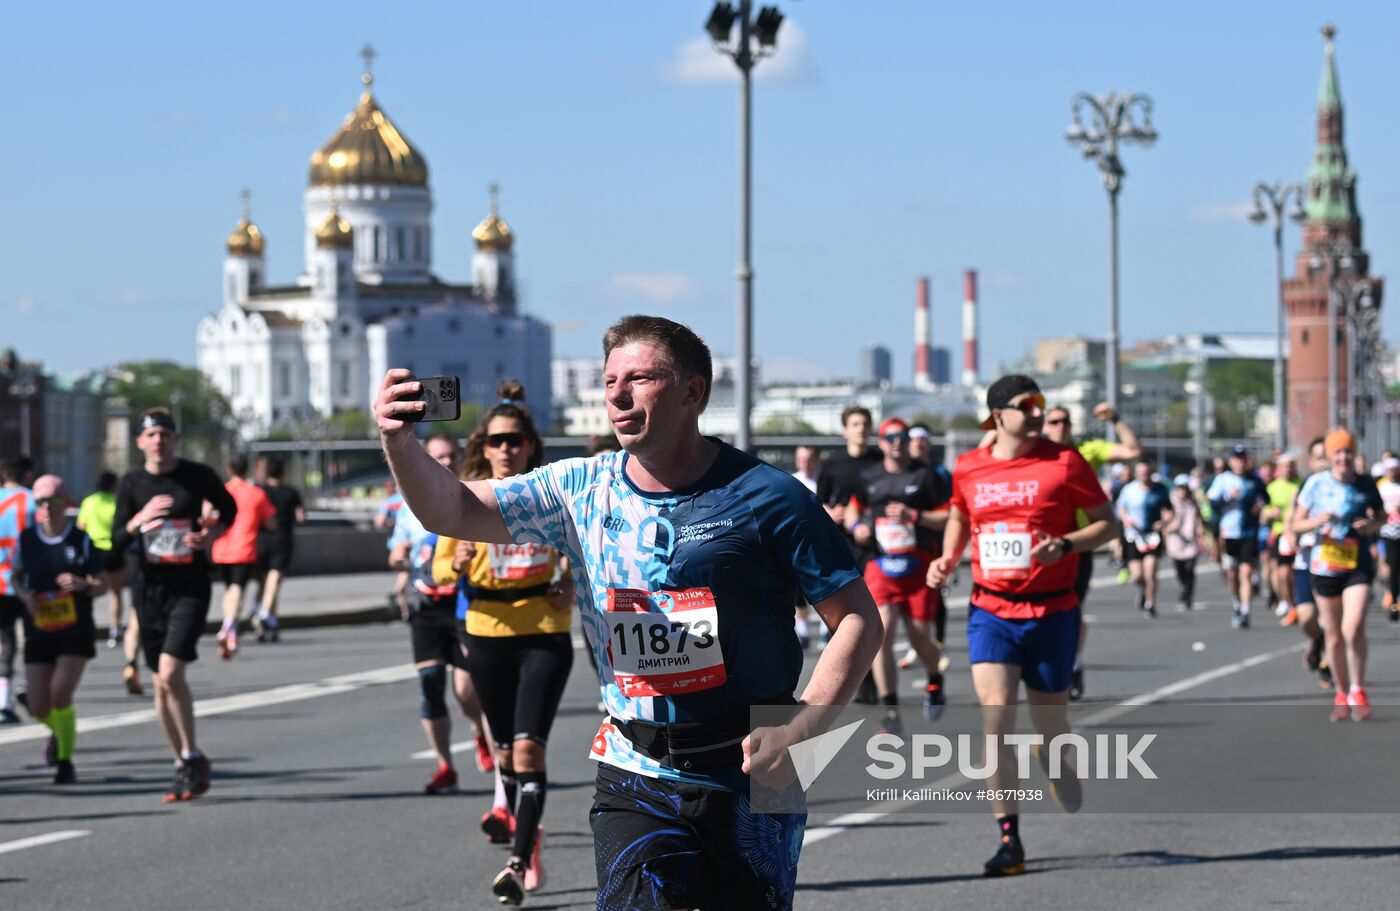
[224,189,265,306]
[472,183,516,313]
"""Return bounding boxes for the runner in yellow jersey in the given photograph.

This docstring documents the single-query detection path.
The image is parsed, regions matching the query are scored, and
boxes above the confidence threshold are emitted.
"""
[436,381,574,905]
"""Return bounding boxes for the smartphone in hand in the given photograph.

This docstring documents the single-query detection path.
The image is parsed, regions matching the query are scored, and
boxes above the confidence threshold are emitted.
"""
[405,375,461,422]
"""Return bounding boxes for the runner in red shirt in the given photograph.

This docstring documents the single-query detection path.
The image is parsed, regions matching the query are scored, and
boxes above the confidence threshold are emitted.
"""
[210,454,276,659]
[928,374,1117,878]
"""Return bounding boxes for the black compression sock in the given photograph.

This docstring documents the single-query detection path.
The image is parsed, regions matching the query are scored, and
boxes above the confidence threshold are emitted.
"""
[880,693,899,706]
[998,815,1020,841]
[501,772,518,815]
[512,771,547,859]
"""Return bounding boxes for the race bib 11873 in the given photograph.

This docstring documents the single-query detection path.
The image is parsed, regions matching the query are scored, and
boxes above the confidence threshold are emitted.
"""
[604,587,725,697]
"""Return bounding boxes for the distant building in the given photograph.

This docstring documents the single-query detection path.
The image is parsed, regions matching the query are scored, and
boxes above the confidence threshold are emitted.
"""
[1035,337,1106,375]
[0,348,109,492]
[863,345,892,386]
[930,347,952,385]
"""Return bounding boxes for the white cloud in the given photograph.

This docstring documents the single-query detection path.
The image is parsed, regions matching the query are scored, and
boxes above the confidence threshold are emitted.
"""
[1187,201,1255,224]
[16,296,33,314]
[663,22,818,85]
[607,270,698,304]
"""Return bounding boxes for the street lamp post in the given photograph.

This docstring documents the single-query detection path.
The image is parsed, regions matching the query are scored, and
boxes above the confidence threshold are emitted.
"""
[1249,182,1306,451]
[706,1,783,452]
[1066,92,1158,431]
[1309,249,1369,431]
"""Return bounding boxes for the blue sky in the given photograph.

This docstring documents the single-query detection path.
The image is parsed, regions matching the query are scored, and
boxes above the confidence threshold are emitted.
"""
[5,1,1398,386]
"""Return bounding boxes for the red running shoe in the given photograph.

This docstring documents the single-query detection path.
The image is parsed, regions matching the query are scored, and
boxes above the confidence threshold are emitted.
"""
[474,733,495,774]
[481,805,515,844]
[424,762,458,795]
[1329,692,1350,722]
[525,827,546,892]
[1348,687,1372,722]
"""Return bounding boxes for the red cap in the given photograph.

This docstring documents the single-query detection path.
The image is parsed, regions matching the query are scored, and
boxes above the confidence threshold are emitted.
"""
[878,417,909,437]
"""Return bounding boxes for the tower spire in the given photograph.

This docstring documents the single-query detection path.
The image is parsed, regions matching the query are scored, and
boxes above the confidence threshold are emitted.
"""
[1303,24,1358,227]
[240,187,252,221]
[488,181,500,216]
[1318,24,1340,108]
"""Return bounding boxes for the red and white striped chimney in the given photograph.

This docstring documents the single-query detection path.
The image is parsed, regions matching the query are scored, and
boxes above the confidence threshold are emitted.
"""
[962,269,979,387]
[914,276,933,389]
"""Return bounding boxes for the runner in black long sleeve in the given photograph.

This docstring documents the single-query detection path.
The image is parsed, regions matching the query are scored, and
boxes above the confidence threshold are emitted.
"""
[111,408,236,802]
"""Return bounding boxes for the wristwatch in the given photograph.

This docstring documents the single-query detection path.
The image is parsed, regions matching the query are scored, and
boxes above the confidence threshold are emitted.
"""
[1057,537,1073,554]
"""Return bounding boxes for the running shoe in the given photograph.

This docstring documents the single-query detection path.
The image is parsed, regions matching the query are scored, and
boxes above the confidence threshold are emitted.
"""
[983,835,1026,877]
[163,762,191,803]
[0,708,20,725]
[491,860,526,905]
[1317,662,1334,690]
[182,753,212,799]
[1329,692,1350,722]
[1034,744,1082,814]
[481,806,515,845]
[475,734,495,774]
[1305,635,1324,672]
[217,626,238,660]
[425,762,458,795]
[1348,688,1372,722]
[1116,568,1130,585]
[252,612,268,643]
[53,760,76,785]
[123,664,144,696]
[1143,602,1157,619]
[879,707,904,737]
[923,676,945,722]
[524,828,546,892]
[897,647,918,670]
[1231,609,1249,630]
[1280,608,1298,627]
[1388,606,1400,624]
[44,735,56,767]
[1068,666,1085,702]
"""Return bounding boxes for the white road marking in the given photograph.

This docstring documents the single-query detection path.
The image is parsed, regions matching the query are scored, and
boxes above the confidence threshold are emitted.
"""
[801,640,1303,847]
[0,830,91,856]
[0,665,419,748]
[410,741,482,761]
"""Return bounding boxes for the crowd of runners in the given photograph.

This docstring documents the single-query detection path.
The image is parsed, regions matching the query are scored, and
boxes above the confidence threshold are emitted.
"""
[3,313,1396,908]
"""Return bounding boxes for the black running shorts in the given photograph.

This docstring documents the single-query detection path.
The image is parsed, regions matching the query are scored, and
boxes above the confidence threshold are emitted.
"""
[464,632,573,749]
[134,571,212,670]
[590,762,805,911]
[256,541,294,574]
[1223,537,1260,566]
[409,607,469,670]
[24,617,97,664]
[213,563,256,588]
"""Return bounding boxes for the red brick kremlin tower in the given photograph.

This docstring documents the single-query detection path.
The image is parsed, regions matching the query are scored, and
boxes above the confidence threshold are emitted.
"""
[1283,26,1384,448]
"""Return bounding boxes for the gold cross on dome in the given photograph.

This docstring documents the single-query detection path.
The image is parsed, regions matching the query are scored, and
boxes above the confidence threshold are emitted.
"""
[360,42,376,87]
[241,187,251,219]
[489,182,500,215]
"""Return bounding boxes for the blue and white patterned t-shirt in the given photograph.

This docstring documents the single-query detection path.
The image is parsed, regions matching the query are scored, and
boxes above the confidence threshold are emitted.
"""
[491,442,860,788]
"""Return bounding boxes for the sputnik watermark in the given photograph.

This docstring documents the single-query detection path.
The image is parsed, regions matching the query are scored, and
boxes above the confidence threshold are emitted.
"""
[865,732,1157,781]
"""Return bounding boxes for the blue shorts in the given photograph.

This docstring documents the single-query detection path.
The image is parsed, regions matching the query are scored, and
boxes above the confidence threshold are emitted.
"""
[967,605,1081,693]
[1293,567,1314,607]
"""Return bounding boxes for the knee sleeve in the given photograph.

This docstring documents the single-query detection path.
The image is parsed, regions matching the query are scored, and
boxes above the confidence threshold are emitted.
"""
[418,665,448,719]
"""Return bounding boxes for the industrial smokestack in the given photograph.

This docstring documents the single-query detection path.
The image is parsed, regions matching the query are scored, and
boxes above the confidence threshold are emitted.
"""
[915,277,933,390]
[962,269,978,387]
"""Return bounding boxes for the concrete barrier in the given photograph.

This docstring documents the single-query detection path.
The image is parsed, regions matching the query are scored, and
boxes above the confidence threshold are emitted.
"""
[285,527,392,576]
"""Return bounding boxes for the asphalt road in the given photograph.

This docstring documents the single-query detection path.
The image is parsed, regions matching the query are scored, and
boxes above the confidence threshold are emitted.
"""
[3,566,1399,910]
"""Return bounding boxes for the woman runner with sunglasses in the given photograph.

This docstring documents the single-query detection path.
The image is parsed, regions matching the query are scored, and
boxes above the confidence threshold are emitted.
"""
[434,380,574,904]
[1288,428,1382,722]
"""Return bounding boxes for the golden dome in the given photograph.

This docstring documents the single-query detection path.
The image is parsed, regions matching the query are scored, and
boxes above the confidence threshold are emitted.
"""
[226,189,265,256]
[472,183,513,251]
[308,64,428,188]
[315,206,354,248]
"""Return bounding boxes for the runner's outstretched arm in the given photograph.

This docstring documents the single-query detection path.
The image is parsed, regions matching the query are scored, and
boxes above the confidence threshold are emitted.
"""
[374,369,513,544]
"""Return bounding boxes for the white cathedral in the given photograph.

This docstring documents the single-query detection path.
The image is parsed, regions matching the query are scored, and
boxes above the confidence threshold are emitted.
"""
[197,49,552,438]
